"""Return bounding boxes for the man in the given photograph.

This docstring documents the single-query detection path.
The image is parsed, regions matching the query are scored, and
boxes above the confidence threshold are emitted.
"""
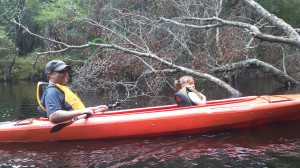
[40,60,108,123]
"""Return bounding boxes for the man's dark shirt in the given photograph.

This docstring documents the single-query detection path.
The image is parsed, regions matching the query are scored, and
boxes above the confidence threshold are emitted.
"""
[40,86,73,117]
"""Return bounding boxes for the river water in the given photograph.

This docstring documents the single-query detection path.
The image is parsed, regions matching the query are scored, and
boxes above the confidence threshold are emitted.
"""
[1,79,300,167]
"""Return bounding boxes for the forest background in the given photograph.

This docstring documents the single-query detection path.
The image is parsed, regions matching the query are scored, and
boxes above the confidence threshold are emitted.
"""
[1,0,300,98]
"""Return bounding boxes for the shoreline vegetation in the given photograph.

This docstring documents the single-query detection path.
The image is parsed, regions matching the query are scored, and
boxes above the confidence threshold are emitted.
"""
[1,55,50,82]
[1,0,300,96]
[1,54,299,84]
[0,55,86,82]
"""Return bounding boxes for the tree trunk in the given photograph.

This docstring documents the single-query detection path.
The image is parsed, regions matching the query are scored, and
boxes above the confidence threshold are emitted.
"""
[44,23,51,51]
[7,55,16,80]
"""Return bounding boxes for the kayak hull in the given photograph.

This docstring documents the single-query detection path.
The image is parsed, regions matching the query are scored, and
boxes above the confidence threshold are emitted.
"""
[1,94,300,142]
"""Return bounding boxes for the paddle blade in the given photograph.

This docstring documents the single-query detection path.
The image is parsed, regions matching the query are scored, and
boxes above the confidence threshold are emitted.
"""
[50,113,89,133]
[50,121,72,133]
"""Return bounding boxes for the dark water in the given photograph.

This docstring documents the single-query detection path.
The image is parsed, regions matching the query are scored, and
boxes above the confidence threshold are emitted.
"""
[1,79,300,167]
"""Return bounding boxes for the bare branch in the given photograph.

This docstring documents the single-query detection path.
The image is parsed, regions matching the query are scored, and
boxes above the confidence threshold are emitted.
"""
[241,0,300,41]
[161,16,300,48]
[212,59,299,86]
[11,19,242,96]
[13,0,300,98]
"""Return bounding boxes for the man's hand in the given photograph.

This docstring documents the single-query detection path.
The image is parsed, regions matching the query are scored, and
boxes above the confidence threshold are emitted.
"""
[92,105,109,113]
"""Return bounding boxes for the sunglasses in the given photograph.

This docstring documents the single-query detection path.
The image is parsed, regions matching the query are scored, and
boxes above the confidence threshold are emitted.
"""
[55,69,68,74]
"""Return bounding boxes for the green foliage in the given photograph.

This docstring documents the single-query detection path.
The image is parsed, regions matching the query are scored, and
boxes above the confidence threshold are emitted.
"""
[91,37,114,44]
[24,0,41,18]
[0,0,18,33]
[64,52,87,60]
[0,27,15,79]
[0,0,43,56]
[35,0,84,24]
[11,54,45,80]
[92,37,105,43]
[0,28,15,59]
[258,0,300,27]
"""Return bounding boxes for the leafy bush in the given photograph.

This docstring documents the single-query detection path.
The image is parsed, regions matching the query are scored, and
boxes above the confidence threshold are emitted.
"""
[2,52,49,81]
[0,28,14,59]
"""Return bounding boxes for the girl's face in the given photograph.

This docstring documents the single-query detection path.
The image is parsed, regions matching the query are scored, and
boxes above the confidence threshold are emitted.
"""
[182,79,195,88]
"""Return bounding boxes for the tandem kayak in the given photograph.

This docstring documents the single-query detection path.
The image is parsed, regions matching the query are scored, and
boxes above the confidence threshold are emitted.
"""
[1,94,300,142]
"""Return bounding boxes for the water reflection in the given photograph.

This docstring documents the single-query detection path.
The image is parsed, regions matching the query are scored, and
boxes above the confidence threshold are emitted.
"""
[1,122,300,167]
[0,81,40,122]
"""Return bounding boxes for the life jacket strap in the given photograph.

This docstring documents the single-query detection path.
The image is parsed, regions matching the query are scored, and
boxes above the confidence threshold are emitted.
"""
[36,81,49,112]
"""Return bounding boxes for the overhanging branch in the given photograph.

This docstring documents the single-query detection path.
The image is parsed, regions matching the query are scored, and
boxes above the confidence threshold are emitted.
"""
[212,59,299,86]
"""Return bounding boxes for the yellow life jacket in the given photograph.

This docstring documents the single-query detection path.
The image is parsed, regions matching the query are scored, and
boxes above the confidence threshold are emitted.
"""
[36,82,85,112]
[175,87,204,107]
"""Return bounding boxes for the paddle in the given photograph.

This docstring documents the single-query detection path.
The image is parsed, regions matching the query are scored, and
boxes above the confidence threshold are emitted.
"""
[50,102,121,133]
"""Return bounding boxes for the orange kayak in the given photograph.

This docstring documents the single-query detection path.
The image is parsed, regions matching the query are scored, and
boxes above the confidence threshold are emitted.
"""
[1,94,300,142]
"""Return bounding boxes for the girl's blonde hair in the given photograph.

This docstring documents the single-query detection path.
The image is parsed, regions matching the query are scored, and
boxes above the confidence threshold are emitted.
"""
[174,76,194,90]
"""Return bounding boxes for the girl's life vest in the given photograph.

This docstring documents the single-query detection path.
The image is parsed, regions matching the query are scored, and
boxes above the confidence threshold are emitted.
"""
[174,87,205,107]
[36,82,85,116]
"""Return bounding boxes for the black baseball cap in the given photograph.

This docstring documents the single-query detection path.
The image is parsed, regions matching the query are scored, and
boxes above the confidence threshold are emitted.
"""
[45,60,71,73]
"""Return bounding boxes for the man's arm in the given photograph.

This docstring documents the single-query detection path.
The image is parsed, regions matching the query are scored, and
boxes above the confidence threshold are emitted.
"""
[45,88,108,123]
[49,106,108,123]
[49,108,95,123]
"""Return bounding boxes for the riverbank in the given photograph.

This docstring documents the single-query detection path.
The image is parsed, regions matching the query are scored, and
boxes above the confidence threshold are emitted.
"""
[0,55,46,82]
[0,55,87,82]
[2,54,300,88]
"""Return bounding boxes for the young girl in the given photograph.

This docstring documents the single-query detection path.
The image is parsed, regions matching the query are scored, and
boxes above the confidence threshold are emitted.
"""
[174,76,206,107]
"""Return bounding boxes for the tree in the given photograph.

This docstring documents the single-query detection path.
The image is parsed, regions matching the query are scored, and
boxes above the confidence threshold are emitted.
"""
[11,0,300,99]
[258,0,300,28]
[0,28,16,79]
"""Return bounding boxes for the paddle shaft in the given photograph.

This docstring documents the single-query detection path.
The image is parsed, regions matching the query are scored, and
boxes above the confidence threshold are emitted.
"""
[50,102,121,133]
[67,102,121,122]
[73,108,105,121]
